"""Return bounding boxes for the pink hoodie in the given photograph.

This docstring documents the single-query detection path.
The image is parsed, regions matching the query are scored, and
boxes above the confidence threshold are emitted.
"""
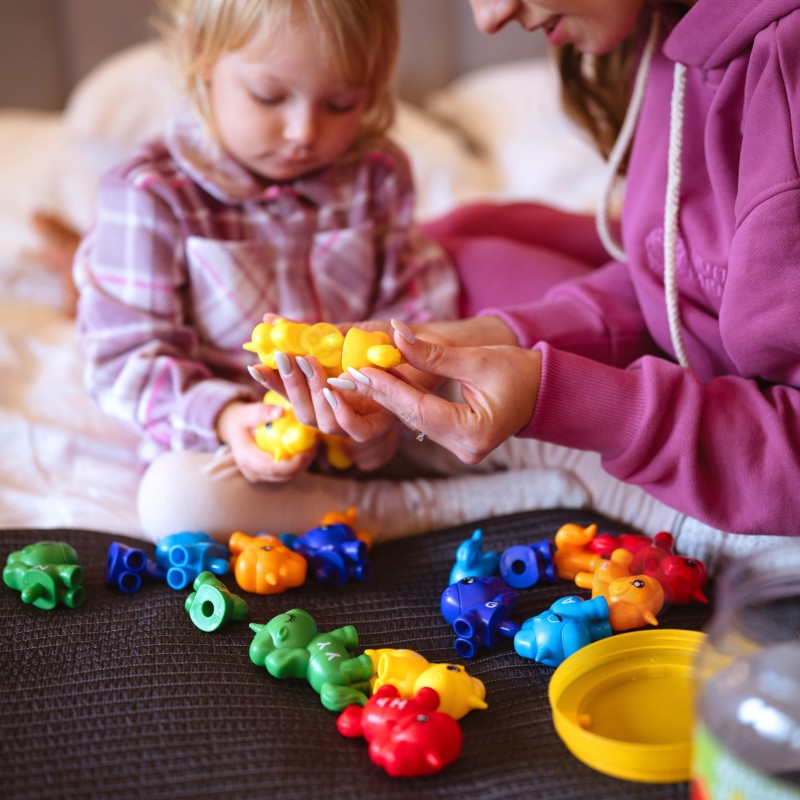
[490,0,800,536]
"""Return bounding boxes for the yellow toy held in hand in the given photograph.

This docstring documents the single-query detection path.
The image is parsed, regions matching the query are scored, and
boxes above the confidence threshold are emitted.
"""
[243,318,404,378]
[255,391,352,469]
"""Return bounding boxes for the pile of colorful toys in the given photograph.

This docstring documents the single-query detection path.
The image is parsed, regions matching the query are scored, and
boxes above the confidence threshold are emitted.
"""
[441,523,708,666]
[2,514,709,780]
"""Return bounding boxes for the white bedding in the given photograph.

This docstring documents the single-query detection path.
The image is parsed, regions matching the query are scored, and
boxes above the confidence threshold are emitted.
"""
[0,43,607,536]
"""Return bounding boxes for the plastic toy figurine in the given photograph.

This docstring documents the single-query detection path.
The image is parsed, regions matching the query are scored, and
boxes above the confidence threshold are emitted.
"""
[573,547,634,598]
[553,522,603,580]
[155,532,230,591]
[336,685,462,778]
[3,541,85,610]
[248,608,374,711]
[254,390,352,469]
[449,528,499,584]
[498,539,557,589]
[440,576,520,658]
[365,648,488,719]
[604,574,665,632]
[629,533,709,605]
[514,595,612,667]
[587,530,672,558]
[319,506,373,550]
[228,532,307,595]
[106,542,165,593]
[185,571,249,632]
[280,523,371,586]
[243,318,404,378]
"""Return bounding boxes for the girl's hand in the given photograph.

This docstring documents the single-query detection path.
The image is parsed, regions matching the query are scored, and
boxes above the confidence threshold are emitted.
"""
[216,400,317,482]
[322,320,542,465]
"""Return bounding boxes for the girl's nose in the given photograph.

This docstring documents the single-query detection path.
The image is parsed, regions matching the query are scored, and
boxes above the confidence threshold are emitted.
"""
[284,105,316,145]
[469,0,520,34]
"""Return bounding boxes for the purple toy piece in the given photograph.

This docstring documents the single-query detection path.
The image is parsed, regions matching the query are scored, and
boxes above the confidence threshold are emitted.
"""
[155,532,230,591]
[280,523,371,586]
[499,540,557,589]
[514,595,612,667]
[106,542,165,593]
[440,576,520,658]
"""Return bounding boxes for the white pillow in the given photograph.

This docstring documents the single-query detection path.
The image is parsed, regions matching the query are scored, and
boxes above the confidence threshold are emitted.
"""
[424,58,608,213]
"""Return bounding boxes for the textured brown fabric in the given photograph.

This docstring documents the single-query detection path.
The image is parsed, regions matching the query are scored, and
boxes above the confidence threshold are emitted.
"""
[0,509,708,799]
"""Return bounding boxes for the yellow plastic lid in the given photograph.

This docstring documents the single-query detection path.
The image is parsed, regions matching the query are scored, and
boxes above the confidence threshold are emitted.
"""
[548,628,706,783]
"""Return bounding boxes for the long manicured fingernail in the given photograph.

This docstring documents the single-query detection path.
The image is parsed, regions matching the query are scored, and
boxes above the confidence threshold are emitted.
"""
[247,365,270,386]
[322,387,338,410]
[347,367,371,386]
[296,356,313,378]
[391,319,416,344]
[274,351,292,376]
[328,377,357,391]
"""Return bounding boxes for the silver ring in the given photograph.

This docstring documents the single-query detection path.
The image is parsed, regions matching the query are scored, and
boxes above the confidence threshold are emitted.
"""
[415,430,426,442]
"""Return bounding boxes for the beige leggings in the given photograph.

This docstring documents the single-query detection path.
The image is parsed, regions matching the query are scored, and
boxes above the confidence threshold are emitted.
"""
[136,434,680,547]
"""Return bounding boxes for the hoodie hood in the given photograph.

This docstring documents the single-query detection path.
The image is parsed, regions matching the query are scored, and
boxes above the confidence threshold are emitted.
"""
[665,0,800,69]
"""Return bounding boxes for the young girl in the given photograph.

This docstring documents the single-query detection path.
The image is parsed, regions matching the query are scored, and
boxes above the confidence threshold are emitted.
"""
[315,0,800,573]
[74,0,468,541]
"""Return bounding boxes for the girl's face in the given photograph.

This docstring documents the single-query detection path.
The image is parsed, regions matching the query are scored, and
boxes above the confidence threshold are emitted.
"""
[468,0,647,54]
[206,18,369,183]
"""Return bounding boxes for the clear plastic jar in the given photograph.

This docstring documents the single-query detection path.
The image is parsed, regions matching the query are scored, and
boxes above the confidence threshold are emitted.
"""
[691,543,800,799]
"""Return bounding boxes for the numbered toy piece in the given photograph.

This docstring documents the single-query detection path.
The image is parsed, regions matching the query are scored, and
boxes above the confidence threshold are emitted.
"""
[228,532,307,595]
[243,318,404,378]
[573,547,634,598]
[629,533,709,606]
[365,648,488,719]
[605,575,665,632]
[336,685,462,778]
[280,522,371,586]
[155,532,230,591]
[248,608,374,711]
[440,576,520,658]
[514,595,612,667]
[3,541,85,610]
[553,523,603,580]
[255,391,352,469]
[449,529,499,584]
[185,571,249,632]
[106,542,165,593]
[499,539,557,589]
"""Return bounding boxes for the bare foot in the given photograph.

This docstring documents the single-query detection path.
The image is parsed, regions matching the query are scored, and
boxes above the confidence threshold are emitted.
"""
[29,212,82,316]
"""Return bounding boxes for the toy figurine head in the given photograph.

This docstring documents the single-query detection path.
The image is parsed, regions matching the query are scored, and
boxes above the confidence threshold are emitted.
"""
[252,608,317,653]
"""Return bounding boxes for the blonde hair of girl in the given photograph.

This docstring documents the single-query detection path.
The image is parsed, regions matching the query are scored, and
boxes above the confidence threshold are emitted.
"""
[154,0,399,143]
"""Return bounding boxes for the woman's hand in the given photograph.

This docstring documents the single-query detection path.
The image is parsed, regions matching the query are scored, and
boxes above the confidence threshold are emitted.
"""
[216,400,317,482]
[321,320,542,465]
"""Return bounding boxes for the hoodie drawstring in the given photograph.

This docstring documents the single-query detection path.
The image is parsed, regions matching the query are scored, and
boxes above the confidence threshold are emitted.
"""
[596,15,693,370]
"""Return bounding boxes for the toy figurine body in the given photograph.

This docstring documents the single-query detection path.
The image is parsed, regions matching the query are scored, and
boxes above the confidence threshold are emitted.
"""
[574,548,634,598]
[3,541,85,610]
[514,595,612,667]
[106,542,165,593]
[605,575,665,631]
[244,318,404,378]
[248,609,373,711]
[281,523,371,586]
[255,390,351,469]
[449,529,499,584]
[155,532,230,590]
[365,648,488,719]
[185,571,249,632]
[629,534,709,605]
[228,532,307,594]
[587,531,672,558]
[337,685,462,777]
[440,576,520,658]
[553,523,602,580]
[499,539,557,589]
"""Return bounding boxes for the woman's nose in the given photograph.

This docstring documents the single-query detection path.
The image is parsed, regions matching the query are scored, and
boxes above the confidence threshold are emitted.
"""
[469,0,521,34]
